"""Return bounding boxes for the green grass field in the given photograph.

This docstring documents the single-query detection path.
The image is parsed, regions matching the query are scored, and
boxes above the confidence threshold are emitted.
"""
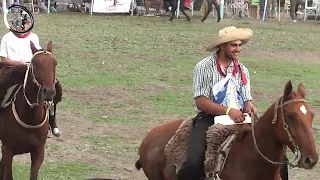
[1,12,319,179]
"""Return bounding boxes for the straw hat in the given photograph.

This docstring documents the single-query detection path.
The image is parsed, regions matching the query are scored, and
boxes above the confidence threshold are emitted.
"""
[206,26,253,52]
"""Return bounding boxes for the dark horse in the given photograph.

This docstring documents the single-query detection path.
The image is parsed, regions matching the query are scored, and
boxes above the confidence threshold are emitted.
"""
[135,81,318,180]
[168,0,221,22]
[0,41,61,180]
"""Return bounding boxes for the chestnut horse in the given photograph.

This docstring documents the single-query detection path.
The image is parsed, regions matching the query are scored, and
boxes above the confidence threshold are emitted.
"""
[168,0,221,22]
[135,81,318,180]
[0,41,58,180]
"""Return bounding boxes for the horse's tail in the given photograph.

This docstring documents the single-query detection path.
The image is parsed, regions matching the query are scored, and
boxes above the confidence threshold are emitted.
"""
[135,159,142,170]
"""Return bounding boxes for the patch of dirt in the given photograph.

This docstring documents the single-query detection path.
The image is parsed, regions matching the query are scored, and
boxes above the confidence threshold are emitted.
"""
[67,84,188,119]
[252,89,280,103]
[42,85,180,179]
[66,86,141,107]
[66,86,152,120]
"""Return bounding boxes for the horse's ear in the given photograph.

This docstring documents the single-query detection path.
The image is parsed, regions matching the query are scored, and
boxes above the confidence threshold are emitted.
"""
[284,80,293,97]
[297,83,306,98]
[30,41,38,54]
[47,41,52,53]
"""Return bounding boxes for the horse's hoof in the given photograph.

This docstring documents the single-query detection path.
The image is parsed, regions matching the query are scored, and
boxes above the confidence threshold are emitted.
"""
[292,20,297,23]
[52,128,61,137]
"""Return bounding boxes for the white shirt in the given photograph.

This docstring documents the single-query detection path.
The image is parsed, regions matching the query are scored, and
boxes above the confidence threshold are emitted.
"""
[0,32,42,62]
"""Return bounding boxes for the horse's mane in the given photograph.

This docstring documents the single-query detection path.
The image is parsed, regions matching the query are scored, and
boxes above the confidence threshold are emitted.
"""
[0,64,28,88]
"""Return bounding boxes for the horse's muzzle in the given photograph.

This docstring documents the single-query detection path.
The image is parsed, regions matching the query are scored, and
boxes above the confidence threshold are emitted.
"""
[42,87,56,101]
[299,154,318,169]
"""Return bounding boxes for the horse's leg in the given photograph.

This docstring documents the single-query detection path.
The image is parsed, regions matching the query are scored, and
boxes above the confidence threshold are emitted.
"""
[49,79,62,137]
[279,156,289,180]
[155,0,164,15]
[178,0,191,21]
[295,3,299,20]
[179,7,191,21]
[49,103,60,137]
[290,0,297,21]
[201,0,212,22]
[144,169,163,180]
[145,0,151,15]
[30,147,45,180]
[201,0,221,22]
[1,146,13,180]
[163,162,177,180]
[168,0,178,21]
[212,0,221,22]
[0,159,3,180]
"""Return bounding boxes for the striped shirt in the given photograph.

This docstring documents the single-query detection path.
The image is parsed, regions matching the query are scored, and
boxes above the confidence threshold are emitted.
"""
[193,53,252,113]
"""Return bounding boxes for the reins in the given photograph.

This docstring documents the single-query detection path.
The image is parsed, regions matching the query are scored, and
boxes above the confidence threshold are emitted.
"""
[11,50,54,129]
[251,96,308,167]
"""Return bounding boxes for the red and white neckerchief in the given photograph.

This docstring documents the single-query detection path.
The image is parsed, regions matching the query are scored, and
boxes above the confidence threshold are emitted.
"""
[216,55,247,85]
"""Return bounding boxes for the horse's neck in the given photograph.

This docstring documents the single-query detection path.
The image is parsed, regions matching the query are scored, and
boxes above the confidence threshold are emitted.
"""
[15,76,45,125]
[244,104,285,178]
[254,104,285,160]
[225,104,285,180]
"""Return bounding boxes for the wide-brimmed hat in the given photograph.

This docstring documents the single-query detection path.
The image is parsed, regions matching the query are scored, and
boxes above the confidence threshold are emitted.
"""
[206,26,253,52]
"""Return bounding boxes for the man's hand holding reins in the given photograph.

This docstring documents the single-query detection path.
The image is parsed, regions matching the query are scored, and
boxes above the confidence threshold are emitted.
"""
[228,108,245,123]
[243,101,257,114]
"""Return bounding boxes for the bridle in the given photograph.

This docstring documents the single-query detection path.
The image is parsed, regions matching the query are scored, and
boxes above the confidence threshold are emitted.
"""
[251,96,308,167]
[9,50,55,129]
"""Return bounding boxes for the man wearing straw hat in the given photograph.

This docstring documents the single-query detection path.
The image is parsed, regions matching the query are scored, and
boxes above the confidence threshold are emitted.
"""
[177,26,288,180]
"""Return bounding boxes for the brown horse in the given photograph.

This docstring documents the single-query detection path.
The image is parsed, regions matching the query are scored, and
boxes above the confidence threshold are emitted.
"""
[168,0,221,22]
[135,81,318,180]
[0,41,59,180]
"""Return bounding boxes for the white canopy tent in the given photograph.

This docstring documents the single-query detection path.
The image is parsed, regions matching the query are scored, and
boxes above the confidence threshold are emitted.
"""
[89,0,135,15]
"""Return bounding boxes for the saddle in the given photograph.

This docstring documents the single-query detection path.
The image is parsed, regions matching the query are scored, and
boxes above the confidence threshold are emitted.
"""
[164,115,251,178]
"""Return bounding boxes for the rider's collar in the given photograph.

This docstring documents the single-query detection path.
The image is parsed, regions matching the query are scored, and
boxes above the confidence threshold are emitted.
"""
[13,31,31,38]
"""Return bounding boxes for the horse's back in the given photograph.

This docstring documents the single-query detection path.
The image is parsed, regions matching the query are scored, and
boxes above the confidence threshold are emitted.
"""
[136,119,183,177]
[138,119,184,156]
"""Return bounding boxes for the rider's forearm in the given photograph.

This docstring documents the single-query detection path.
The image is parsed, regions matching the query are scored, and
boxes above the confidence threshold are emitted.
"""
[195,96,228,116]
[1,57,24,66]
